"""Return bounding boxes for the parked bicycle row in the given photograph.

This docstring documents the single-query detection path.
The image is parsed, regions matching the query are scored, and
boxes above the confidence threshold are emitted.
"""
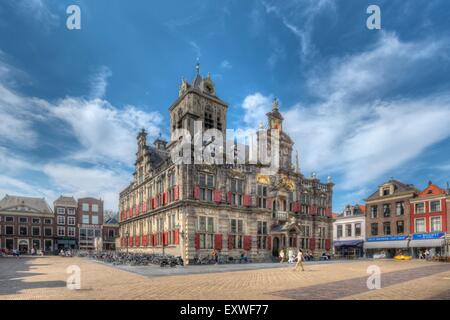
[79,250,184,267]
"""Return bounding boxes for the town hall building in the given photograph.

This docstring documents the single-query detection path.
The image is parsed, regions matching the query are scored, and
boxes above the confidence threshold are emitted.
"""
[118,65,334,263]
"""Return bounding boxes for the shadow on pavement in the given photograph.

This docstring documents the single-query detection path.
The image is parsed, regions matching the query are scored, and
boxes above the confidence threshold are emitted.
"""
[0,257,66,296]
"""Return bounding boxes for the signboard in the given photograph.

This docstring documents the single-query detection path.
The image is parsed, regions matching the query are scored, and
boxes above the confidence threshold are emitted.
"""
[367,235,409,242]
[412,232,445,240]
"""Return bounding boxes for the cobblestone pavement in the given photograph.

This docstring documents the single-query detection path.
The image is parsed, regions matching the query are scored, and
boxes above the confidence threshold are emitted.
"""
[1,256,449,300]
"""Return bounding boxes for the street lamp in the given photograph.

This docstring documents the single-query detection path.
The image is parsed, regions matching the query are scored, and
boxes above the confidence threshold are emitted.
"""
[125,230,129,254]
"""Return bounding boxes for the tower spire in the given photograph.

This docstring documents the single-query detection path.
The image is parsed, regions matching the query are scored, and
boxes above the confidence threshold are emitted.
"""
[195,58,200,75]
[295,150,300,173]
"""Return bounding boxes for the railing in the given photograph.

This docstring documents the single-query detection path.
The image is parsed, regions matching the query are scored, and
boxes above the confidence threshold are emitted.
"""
[273,211,288,221]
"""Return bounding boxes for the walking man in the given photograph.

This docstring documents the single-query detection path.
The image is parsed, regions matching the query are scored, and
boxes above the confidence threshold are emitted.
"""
[293,249,305,272]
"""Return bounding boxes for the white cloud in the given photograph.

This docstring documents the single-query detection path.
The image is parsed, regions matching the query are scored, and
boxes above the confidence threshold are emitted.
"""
[13,0,59,27]
[220,60,232,69]
[189,41,202,58]
[263,0,337,60]
[0,55,163,210]
[241,92,273,128]
[43,163,129,210]
[241,33,450,191]
[89,66,112,99]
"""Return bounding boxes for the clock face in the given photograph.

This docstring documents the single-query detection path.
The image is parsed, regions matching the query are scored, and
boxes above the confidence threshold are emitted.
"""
[205,83,214,94]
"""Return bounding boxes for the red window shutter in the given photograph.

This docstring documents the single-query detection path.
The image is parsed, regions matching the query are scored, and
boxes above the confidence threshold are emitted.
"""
[174,185,179,201]
[244,235,252,251]
[152,234,156,246]
[194,185,201,200]
[309,238,316,251]
[174,229,180,245]
[163,192,168,205]
[195,233,200,250]
[325,239,331,251]
[227,192,232,204]
[143,202,147,213]
[214,234,222,250]
[214,189,222,204]
[267,198,272,210]
[243,195,252,207]
[267,236,272,250]
[163,231,169,246]
[228,235,234,250]
[294,201,300,213]
[129,236,133,247]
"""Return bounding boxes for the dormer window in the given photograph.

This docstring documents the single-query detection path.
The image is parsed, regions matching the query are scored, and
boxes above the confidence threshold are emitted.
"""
[382,188,390,196]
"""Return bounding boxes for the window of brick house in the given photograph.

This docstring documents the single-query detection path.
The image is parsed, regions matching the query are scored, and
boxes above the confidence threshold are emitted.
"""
[383,222,391,235]
[5,226,14,235]
[44,227,52,237]
[371,223,378,236]
[415,203,425,214]
[430,201,441,213]
[396,202,405,216]
[383,204,391,217]
[32,226,40,236]
[5,216,13,223]
[19,217,28,223]
[19,226,28,236]
[370,206,378,219]
[57,207,65,215]
[345,224,352,237]
[415,218,425,233]
[430,217,442,232]
[396,220,404,234]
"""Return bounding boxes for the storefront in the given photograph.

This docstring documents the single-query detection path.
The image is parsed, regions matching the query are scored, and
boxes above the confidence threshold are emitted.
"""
[410,232,446,258]
[364,235,410,258]
[56,237,77,250]
[333,240,364,259]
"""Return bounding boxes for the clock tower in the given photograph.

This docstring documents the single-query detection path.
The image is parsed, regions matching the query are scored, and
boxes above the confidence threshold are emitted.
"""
[266,98,294,172]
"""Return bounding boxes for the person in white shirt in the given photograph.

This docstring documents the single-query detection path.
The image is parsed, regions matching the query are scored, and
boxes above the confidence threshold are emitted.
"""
[293,249,305,272]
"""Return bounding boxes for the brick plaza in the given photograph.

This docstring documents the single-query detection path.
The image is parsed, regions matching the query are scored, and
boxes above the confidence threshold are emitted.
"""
[1,257,449,300]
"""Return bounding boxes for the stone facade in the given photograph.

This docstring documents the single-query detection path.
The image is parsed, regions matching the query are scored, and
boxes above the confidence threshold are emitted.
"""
[118,66,334,263]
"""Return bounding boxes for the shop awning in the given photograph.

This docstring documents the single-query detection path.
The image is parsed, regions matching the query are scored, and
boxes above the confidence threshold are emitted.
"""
[364,240,409,249]
[334,240,364,247]
[409,239,445,248]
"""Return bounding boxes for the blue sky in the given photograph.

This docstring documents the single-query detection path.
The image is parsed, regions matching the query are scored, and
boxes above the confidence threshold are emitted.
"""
[1,0,450,211]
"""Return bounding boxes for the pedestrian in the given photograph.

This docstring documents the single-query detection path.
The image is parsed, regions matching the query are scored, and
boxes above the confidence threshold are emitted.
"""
[293,249,305,272]
[425,249,430,261]
[279,248,285,263]
[211,249,218,264]
[288,248,295,264]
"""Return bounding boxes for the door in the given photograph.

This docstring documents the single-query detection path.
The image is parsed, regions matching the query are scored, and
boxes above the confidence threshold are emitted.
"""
[272,237,280,257]
[18,240,29,254]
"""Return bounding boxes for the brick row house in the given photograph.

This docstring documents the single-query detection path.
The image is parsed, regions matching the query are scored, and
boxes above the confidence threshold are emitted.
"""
[0,195,55,254]
[364,179,450,258]
[0,194,119,254]
[54,196,78,250]
[118,66,334,263]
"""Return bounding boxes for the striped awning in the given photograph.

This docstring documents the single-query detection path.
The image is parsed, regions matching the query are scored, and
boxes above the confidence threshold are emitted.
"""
[363,240,409,249]
[409,239,445,248]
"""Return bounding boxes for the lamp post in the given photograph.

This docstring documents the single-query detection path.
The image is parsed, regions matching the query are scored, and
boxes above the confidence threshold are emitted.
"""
[125,231,129,254]
[175,223,186,266]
